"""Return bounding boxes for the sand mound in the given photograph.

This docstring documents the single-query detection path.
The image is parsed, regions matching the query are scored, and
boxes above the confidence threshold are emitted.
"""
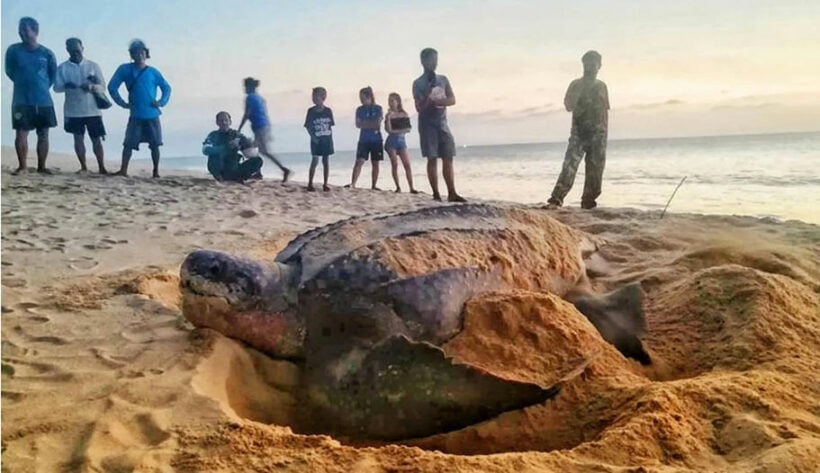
[48,267,181,312]
[645,264,820,377]
[410,291,646,454]
[191,331,300,426]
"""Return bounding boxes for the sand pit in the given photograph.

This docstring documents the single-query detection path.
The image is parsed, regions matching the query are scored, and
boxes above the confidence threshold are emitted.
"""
[2,149,819,472]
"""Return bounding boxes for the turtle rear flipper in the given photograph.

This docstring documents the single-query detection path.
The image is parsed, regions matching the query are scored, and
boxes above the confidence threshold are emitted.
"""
[310,335,588,441]
[570,282,652,365]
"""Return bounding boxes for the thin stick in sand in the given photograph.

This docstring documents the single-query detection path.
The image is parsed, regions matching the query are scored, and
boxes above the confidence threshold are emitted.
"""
[660,176,687,219]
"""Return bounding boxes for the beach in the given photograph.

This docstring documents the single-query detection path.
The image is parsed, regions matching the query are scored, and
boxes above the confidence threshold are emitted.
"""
[2,147,819,472]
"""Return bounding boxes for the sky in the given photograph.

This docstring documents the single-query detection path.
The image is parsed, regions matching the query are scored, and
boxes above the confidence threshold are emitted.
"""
[2,0,820,156]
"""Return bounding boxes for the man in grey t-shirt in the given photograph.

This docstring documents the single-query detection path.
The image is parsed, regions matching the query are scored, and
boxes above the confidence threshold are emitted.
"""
[412,48,466,202]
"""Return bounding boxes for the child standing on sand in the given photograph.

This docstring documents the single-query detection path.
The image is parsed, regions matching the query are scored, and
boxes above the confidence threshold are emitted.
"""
[347,87,383,190]
[304,87,334,191]
[238,77,292,182]
[384,92,417,193]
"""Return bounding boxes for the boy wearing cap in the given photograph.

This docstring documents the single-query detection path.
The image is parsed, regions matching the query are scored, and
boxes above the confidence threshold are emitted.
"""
[108,39,171,177]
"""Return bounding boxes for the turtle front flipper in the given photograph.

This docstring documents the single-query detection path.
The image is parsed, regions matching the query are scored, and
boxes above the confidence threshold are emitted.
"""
[303,335,584,441]
[383,266,505,343]
[569,282,652,365]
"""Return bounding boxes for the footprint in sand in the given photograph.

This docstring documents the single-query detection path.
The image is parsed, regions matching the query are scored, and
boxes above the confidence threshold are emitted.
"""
[15,302,50,322]
[90,347,129,369]
[12,325,70,346]
[68,256,99,271]
[83,243,114,250]
[120,317,182,344]
[2,277,27,288]
[1,390,25,403]
[1,357,73,382]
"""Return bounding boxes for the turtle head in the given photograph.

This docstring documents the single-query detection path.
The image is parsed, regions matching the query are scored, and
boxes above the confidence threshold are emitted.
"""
[180,250,305,359]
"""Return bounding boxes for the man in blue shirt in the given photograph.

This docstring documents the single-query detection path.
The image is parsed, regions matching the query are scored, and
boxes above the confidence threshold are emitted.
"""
[4,17,58,175]
[108,39,171,178]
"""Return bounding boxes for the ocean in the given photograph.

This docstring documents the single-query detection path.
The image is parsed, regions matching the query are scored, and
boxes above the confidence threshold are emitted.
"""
[161,132,820,224]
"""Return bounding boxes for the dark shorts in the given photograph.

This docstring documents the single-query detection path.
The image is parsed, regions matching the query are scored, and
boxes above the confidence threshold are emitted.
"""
[384,133,407,152]
[356,141,383,161]
[310,136,334,157]
[419,122,456,159]
[12,105,57,131]
[65,116,106,138]
[123,117,162,150]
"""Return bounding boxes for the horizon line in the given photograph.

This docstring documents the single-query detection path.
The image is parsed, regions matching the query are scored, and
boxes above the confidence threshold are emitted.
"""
[167,129,820,157]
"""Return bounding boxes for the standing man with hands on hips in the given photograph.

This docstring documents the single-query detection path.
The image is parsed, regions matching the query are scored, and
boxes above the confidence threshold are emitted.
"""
[108,39,171,178]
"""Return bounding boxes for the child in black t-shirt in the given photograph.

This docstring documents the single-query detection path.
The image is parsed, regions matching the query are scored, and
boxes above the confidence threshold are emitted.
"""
[303,87,335,191]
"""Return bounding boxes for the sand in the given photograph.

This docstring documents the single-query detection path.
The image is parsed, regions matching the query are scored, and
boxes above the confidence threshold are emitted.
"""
[2,147,818,472]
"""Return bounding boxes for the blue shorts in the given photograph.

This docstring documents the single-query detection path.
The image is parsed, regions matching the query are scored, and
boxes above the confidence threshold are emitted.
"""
[384,133,407,152]
[12,105,57,131]
[123,117,162,150]
[311,136,334,156]
[356,141,383,161]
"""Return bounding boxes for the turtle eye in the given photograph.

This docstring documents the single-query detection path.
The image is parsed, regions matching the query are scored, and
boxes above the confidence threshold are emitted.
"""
[208,262,222,277]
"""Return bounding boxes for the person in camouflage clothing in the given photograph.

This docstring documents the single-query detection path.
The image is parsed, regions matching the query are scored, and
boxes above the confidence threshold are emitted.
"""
[547,50,609,209]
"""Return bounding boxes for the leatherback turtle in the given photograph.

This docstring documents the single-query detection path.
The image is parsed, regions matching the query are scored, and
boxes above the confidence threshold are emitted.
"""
[180,204,650,440]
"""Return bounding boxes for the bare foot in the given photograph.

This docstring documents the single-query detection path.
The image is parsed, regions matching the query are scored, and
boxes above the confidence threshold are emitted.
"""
[37,168,53,175]
[322,185,330,192]
[306,185,316,192]
[11,167,27,175]
[113,170,128,177]
[432,192,442,202]
[448,194,467,203]
[410,189,420,194]
[76,168,89,174]
[395,187,401,193]
[283,168,292,183]
[372,186,382,191]
[98,168,108,175]
[152,171,161,178]
[343,184,353,189]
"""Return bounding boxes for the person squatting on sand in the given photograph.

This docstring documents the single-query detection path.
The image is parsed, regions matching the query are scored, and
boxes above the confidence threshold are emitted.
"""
[108,39,171,178]
[202,111,263,183]
[384,92,418,193]
[303,87,334,192]
[348,86,384,190]
[54,37,108,174]
[547,50,610,210]
[5,17,58,175]
[238,77,292,183]
[412,48,466,202]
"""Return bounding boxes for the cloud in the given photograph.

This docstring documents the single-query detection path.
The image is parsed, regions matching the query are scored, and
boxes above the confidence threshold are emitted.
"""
[710,102,777,111]
[622,99,685,110]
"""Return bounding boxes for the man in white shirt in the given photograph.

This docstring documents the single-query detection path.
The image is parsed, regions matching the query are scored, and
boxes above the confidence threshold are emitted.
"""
[54,37,108,173]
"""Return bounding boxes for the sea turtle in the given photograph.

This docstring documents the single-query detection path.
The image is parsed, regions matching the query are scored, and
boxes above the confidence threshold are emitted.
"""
[180,203,650,440]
